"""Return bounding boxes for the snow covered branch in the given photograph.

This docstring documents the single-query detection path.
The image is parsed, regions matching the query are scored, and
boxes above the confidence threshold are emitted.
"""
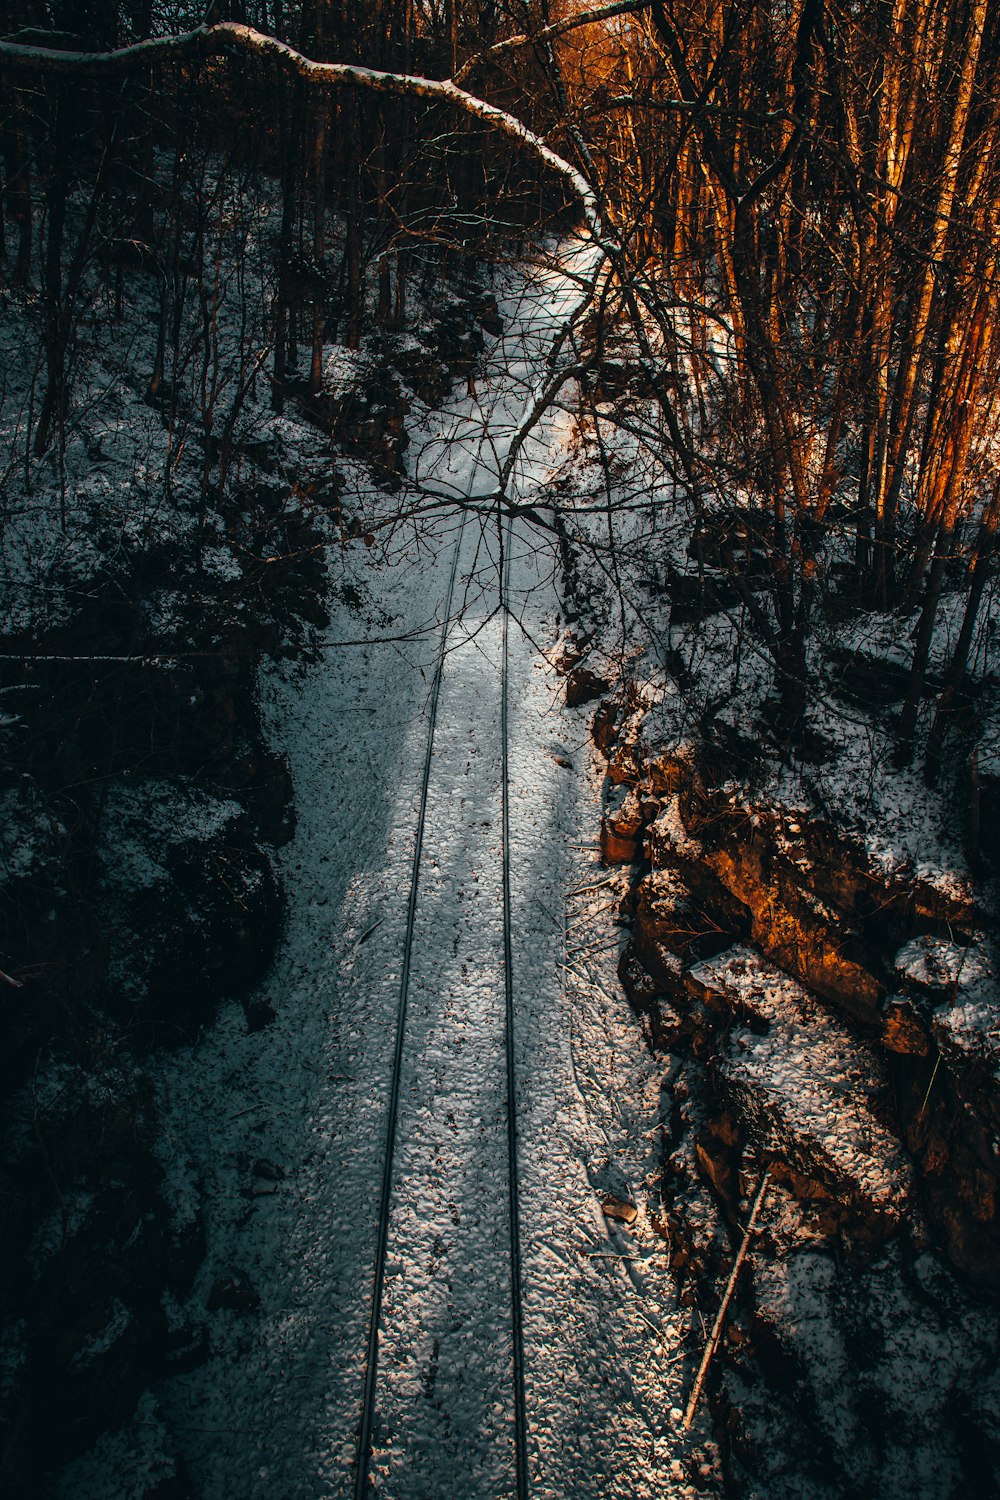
[0,20,601,239]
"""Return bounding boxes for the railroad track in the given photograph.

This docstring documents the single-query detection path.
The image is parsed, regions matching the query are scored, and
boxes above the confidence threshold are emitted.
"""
[353,456,529,1498]
[107,249,692,1500]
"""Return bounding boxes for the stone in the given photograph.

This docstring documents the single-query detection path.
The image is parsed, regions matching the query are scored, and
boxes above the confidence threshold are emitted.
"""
[601,785,645,864]
[601,824,640,864]
[633,868,743,966]
[592,698,623,756]
[566,665,610,707]
[695,1138,736,1203]
[893,935,990,999]
[688,946,913,1238]
[701,830,883,1025]
[881,995,932,1056]
[601,1193,639,1225]
[644,937,690,995]
[618,944,662,1009]
[606,783,645,838]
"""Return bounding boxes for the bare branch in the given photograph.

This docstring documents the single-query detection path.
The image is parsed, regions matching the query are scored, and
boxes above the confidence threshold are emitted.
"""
[453,1,651,86]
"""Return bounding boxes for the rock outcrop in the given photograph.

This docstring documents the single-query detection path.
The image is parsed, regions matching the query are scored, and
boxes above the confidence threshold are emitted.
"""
[590,675,998,1287]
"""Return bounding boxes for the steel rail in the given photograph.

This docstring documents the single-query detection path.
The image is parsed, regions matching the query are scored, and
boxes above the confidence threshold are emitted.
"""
[500,514,530,1500]
[353,500,470,1500]
[354,428,537,1499]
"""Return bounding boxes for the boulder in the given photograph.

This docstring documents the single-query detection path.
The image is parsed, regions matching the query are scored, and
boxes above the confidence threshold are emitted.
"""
[566,665,610,707]
[686,947,914,1239]
[601,1193,638,1225]
[633,868,741,968]
[617,944,689,1049]
[700,825,884,1026]
[592,697,623,756]
[880,995,931,1056]
[893,935,990,1000]
[601,784,645,864]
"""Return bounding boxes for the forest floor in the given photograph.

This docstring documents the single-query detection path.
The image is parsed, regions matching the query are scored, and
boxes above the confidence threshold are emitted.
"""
[55,245,721,1499]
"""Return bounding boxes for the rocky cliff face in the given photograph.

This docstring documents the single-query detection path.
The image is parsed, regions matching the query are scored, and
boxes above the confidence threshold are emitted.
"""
[588,673,1000,1495]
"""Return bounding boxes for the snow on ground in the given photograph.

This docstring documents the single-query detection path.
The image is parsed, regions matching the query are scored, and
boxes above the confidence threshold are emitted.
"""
[57,244,719,1497]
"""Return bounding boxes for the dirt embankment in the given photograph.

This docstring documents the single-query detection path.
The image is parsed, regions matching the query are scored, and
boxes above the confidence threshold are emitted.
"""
[0,279,503,1494]
[584,674,1000,1495]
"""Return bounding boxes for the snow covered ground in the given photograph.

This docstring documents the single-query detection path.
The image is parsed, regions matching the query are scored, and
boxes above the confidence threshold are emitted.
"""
[57,247,719,1497]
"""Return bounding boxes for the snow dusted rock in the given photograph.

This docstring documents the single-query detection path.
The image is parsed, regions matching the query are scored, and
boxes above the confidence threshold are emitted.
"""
[687,947,913,1238]
[885,934,1000,1281]
[644,792,704,870]
[565,663,610,707]
[594,672,1000,1285]
[617,943,690,1049]
[666,566,748,625]
[880,995,932,1056]
[606,698,977,1025]
[601,783,645,863]
[658,1059,735,1277]
[724,1232,1000,1500]
[880,967,1000,1283]
[893,934,990,999]
[632,708,696,797]
[603,694,693,796]
[606,705,647,785]
[628,767,886,1026]
[618,943,665,1010]
[633,868,744,971]
[932,989,1000,1077]
[591,695,624,756]
[694,807,884,1026]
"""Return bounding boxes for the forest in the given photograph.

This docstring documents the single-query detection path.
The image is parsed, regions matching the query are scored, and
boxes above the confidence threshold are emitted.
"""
[2,2,1000,1497]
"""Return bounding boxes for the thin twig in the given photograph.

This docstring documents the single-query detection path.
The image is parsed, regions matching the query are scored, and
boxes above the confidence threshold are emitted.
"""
[918,1053,942,1121]
[566,874,618,897]
[682,1169,770,1431]
[565,937,621,959]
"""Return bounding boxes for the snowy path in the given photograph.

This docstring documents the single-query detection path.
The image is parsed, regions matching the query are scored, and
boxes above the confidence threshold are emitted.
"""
[61,249,716,1499]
